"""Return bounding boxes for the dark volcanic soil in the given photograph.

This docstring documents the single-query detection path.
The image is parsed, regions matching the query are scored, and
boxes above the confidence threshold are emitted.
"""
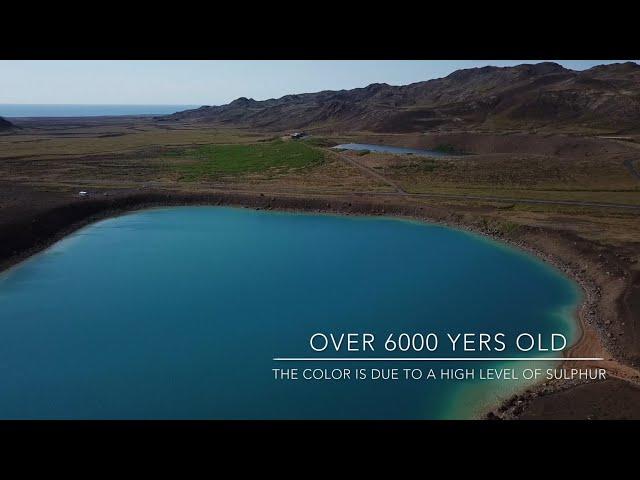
[518,378,640,420]
[0,116,14,131]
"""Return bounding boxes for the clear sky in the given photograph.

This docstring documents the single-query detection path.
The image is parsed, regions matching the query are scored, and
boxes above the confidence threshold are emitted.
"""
[0,60,636,106]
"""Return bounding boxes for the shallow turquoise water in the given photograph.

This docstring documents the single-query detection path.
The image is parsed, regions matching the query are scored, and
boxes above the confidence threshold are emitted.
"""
[0,207,579,419]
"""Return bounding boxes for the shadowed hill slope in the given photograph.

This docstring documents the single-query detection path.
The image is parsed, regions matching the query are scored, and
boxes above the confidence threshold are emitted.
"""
[0,117,14,131]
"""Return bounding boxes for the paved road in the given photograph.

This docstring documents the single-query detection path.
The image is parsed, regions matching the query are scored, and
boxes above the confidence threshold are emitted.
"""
[332,149,640,212]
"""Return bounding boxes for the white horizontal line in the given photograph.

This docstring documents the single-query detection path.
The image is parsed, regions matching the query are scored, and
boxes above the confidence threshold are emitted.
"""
[273,357,603,362]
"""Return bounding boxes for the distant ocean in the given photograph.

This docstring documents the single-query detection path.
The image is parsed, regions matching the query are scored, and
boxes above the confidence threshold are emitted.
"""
[0,104,199,118]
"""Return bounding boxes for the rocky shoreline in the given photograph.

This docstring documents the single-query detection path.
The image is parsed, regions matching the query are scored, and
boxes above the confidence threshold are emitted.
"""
[1,188,638,419]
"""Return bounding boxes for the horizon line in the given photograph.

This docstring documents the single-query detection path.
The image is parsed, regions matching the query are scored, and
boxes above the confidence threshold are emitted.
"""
[0,102,200,106]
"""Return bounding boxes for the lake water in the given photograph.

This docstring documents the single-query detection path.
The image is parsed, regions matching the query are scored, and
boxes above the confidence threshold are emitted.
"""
[0,104,198,118]
[334,143,458,157]
[0,207,580,419]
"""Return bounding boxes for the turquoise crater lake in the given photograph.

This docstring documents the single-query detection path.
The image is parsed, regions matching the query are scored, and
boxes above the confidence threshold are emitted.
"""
[0,207,580,419]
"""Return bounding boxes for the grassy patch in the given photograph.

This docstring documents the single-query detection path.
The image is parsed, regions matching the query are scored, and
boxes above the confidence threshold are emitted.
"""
[167,139,324,180]
[302,136,336,147]
[497,220,521,235]
[391,159,450,173]
[434,143,468,155]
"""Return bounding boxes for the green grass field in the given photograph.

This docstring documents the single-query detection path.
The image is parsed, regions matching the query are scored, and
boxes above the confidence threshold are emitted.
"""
[168,140,324,180]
